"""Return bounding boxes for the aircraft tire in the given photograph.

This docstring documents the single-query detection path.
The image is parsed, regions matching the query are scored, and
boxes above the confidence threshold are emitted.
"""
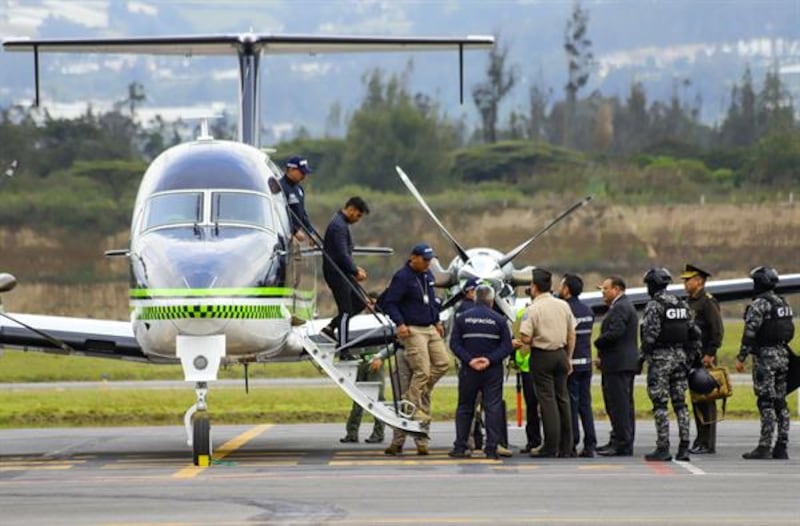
[192,414,211,466]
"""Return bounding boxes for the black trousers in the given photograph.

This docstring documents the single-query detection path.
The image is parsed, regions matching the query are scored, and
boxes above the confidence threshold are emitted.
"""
[521,369,542,448]
[324,270,365,346]
[454,365,504,453]
[530,349,573,455]
[692,400,717,449]
[601,371,635,453]
[568,369,597,449]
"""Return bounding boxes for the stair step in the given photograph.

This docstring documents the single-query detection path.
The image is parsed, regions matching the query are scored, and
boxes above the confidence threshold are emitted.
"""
[303,335,427,437]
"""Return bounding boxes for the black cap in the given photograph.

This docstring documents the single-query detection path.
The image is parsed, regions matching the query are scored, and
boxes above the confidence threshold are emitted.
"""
[680,263,712,280]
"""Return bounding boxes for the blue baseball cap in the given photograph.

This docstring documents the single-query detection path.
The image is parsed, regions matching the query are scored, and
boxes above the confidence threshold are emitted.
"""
[286,155,312,175]
[410,242,435,260]
[463,277,480,291]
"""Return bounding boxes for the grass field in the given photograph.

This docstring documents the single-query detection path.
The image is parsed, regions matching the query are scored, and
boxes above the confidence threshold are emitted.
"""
[3,321,791,383]
[1,383,796,428]
[2,320,798,426]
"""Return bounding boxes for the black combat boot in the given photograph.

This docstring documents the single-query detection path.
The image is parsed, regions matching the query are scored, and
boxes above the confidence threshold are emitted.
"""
[772,442,789,460]
[644,447,672,461]
[742,446,772,459]
[675,441,690,462]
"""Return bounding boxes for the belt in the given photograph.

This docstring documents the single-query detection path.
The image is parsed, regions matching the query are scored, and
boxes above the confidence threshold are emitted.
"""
[571,358,590,365]
[531,346,566,353]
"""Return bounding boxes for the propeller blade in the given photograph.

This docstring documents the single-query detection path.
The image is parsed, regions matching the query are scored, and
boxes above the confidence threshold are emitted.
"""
[441,290,465,311]
[497,195,593,268]
[395,166,470,263]
[493,294,516,322]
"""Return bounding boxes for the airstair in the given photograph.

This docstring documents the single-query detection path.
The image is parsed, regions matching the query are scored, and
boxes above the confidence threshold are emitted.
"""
[302,334,428,437]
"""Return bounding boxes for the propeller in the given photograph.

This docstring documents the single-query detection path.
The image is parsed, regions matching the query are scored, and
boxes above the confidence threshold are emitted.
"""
[497,195,593,268]
[395,166,470,263]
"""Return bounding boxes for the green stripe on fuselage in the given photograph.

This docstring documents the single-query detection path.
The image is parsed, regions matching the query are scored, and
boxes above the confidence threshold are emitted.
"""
[129,287,314,299]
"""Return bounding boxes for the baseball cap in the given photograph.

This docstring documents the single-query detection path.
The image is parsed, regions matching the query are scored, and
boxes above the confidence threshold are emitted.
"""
[410,242,435,260]
[286,155,312,175]
[463,277,480,291]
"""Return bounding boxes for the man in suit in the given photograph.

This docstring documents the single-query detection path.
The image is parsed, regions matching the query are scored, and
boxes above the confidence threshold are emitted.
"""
[594,275,640,457]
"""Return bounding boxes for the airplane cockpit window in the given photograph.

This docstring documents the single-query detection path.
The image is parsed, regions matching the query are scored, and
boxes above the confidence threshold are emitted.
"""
[212,192,273,230]
[143,192,202,230]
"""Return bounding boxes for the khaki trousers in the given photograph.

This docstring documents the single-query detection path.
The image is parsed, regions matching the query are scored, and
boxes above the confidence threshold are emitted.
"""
[400,324,450,421]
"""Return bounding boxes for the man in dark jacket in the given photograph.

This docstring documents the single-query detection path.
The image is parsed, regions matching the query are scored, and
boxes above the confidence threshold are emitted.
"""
[381,242,449,437]
[681,263,724,455]
[448,284,513,460]
[594,275,639,456]
[559,273,597,457]
[279,155,318,242]
[321,196,370,347]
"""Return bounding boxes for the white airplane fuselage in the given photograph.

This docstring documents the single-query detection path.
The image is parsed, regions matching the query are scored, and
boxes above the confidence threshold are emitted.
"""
[127,139,314,362]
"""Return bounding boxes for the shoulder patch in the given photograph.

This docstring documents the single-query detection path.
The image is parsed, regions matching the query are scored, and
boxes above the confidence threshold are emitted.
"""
[521,311,529,321]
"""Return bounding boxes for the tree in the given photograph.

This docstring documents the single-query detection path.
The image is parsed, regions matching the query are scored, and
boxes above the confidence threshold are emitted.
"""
[757,69,794,135]
[527,80,552,142]
[563,0,593,148]
[340,68,459,191]
[471,38,517,144]
[720,66,756,147]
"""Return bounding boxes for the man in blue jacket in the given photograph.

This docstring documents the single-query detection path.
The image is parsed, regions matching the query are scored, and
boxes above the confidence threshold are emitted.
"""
[279,155,318,242]
[448,284,513,459]
[321,196,370,347]
[381,242,449,431]
[559,273,597,457]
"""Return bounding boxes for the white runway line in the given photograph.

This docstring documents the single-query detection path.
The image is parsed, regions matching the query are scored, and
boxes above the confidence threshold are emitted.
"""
[673,459,706,475]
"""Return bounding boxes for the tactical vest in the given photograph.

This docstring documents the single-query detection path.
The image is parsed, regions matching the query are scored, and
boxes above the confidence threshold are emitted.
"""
[655,296,690,345]
[755,294,795,346]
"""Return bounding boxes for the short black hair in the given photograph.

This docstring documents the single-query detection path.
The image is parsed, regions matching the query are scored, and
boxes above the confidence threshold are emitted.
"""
[606,275,626,291]
[563,273,584,297]
[345,196,369,214]
[532,268,552,292]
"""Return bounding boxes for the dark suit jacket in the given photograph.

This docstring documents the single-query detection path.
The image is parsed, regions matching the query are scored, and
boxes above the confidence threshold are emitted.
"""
[594,294,639,373]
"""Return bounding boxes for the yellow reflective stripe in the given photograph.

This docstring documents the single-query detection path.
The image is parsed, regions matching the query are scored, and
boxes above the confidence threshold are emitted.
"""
[129,287,314,299]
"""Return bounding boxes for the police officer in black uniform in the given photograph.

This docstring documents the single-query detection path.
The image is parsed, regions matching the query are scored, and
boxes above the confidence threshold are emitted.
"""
[736,266,794,460]
[279,155,318,242]
[448,284,513,460]
[681,263,724,455]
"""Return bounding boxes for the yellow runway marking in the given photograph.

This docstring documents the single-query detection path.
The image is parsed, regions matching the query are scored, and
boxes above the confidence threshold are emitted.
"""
[172,424,272,479]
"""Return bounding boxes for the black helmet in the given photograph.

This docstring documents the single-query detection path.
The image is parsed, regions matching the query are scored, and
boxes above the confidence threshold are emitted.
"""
[688,367,719,395]
[643,267,672,296]
[750,266,779,293]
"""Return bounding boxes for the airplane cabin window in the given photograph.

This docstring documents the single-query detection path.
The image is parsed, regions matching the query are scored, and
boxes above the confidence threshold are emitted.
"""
[144,192,202,230]
[212,192,273,229]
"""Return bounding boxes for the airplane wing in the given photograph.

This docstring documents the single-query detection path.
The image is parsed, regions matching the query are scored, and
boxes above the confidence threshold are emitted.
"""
[514,274,800,316]
[2,34,494,56]
[0,313,148,361]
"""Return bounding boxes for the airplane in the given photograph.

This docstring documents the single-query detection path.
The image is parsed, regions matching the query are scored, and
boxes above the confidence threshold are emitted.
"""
[394,166,800,319]
[0,32,494,466]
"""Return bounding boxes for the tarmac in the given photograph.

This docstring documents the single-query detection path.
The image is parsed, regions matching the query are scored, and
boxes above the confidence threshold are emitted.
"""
[1,420,799,525]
